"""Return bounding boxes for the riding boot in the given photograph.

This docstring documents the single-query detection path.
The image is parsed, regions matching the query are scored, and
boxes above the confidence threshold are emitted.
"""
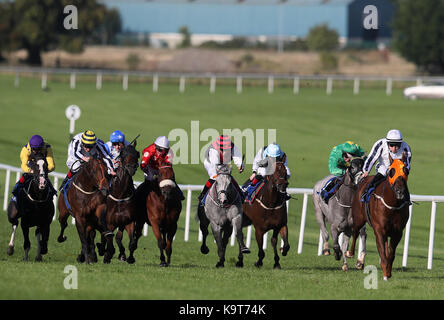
[361,173,385,202]
[320,176,342,204]
[198,179,214,204]
[12,175,26,198]
[59,170,73,191]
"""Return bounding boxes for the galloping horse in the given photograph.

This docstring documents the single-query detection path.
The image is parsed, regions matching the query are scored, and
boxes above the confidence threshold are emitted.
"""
[349,154,410,280]
[97,143,140,264]
[57,154,110,264]
[7,153,55,261]
[197,164,250,268]
[242,156,290,269]
[135,159,182,267]
[313,157,367,271]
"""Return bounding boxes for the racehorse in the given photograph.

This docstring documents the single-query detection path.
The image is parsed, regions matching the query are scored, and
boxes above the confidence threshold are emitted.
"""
[135,159,182,267]
[242,156,290,269]
[97,143,140,264]
[349,154,410,280]
[57,154,110,264]
[197,164,250,268]
[313,157,367,271]
[7,153,55,261]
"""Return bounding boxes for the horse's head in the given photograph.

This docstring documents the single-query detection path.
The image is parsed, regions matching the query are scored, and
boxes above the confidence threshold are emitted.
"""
[157,160,176,199]
[215,164,233,205]
[388,153,409,200]
[347,157,365,185]
[28,152,48,190]
[119,143,140,177]
[268,155,289,194]
[86,154,110,196]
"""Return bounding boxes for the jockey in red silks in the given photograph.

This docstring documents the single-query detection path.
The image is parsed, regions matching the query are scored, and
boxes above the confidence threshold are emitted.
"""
[140,136,184,200]
[198,135,245,203]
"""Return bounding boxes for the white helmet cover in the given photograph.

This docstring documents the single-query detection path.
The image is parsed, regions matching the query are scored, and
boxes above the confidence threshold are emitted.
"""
[386,129,403,143]
[154,136,170,149]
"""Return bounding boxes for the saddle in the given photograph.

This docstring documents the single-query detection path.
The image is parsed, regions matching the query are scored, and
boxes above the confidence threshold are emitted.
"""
[244,180,265,204]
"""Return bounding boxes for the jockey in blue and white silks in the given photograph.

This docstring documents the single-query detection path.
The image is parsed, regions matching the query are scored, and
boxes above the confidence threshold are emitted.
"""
[105,130,130,167]
[361,129,412,202]
[243,143,291,200]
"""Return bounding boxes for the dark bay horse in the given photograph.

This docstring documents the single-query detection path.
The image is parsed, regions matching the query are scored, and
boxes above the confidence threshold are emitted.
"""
[349,154,410,280]
[135,159,182,267]
[313,157,367,271]
[242,157,290,269]
[198,164,250,268]
[98,143,140,264]
[57,155,110,264]
[7,153,55,261]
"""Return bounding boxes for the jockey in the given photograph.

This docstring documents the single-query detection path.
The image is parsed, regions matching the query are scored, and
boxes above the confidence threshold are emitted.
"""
[361,129,412,202]
[60,130,115,189]
[198,135,244,203]
[11,135,57,202]
[242,143,291,200]
[140,136,184,200]
[320,141,365,204]
[105,130,130,167]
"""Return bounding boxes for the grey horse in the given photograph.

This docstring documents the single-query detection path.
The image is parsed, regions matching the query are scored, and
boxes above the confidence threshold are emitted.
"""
[313,158,367,271]
[197,164,250,268]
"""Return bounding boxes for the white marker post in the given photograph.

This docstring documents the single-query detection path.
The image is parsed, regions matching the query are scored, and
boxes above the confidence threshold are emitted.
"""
[65,105,81,141]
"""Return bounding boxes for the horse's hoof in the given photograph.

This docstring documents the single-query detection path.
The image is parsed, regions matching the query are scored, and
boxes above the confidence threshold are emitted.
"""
[35,256,43,262]
[118,253,127,262]
[342,264,349,272]
[96,243,105,256]
[383,276,388,281]
[57,236,67,243]
[322,249,331,256]
[6,245,14,256]
[356,262,364,270]
[160,261,169,267]
[216,262,224,268]
[200,246,209,255]
[273,264,281,270]
[127,256,135,264]
[281,245,290,256]
[40,246,48,255]
[241,247,251,254]
[77,254,85,263]
[334,250,342,261]
[235,261,244,268]
[254,261,263,268]
[344,251,354,258]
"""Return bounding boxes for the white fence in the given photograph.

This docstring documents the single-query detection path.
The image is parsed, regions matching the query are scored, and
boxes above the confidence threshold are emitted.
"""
[2,66,444,96]
[1,163,443,269]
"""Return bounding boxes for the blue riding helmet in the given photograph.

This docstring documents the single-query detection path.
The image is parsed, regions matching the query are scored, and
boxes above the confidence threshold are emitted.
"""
[110,130,125,143]
[263,143,282,158]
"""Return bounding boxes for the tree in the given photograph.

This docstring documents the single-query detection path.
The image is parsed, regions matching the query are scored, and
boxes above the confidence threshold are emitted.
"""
[306,23,339,51]
[392,0,444,74]
[101,8,122,45]
[3,0,106,65]
[178,26,191,48]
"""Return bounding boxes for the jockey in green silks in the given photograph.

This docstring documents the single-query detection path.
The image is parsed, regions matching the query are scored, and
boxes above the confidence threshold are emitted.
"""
[320,141,365,204]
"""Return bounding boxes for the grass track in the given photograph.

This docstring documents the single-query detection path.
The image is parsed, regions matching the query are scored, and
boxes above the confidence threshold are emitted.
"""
[0,74,444,300]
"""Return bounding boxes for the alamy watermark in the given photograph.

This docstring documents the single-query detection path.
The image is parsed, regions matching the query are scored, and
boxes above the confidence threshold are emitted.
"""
[363,265,378,289]
[63,5,78,30]
[63,265,78,290]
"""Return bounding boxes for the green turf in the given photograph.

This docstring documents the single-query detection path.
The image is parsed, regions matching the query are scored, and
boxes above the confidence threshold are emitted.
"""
[0,73,444,300]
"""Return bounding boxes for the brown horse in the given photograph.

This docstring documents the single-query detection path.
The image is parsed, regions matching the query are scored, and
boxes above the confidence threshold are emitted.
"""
[349,154,410,280]
[98,143,140,264]
[242,156,290,269]
[57,155,110,264]
[135,159,182,267]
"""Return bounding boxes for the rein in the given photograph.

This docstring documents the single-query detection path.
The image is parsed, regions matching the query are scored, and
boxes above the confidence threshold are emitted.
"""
[373,193,409,210]
[208,177,240,208]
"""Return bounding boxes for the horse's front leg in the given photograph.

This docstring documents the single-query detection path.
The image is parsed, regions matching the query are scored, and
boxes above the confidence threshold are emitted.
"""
[115,228,126,262]
[231,215,248,268]
[151,222,167,267]
[7,224,17,256]
[330,224,342,261]
[74,218,88,263]
[210,222,225,268]
[198,205,210,254]
[341,229,351,271]
[165,223,178,266]
[57,195,69,243]
[35,229,43,262]
[279,225,290,256]
[21,224,31,262]
[254,228,265,268]
[271,228,281,269]
[7,201,19,255]
[126,223,137,264]
[374,232,389,281]
[355,226,367,270]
